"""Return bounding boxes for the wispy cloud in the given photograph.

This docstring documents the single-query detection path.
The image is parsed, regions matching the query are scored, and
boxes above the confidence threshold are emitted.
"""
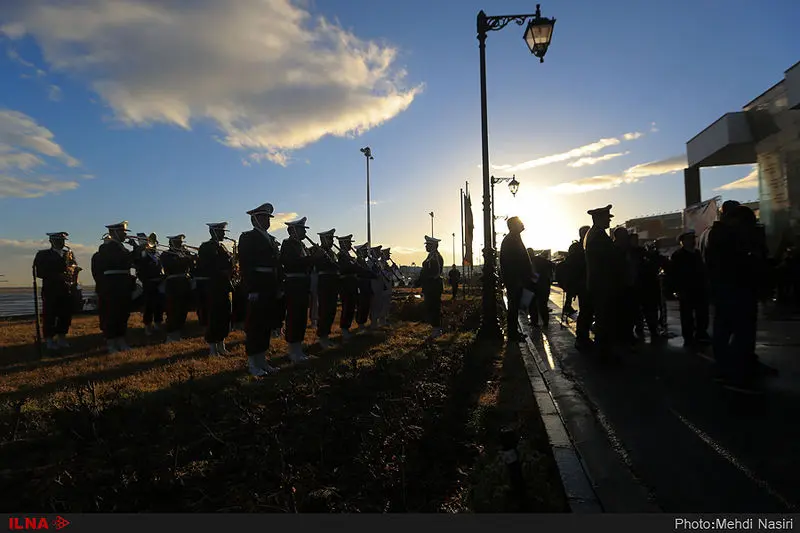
[48,84,62,101]
[567,152,629,168]
[389,246,424,256]
[650,122,659,133]
[0,108,84,198]
[3,0,423,167]
[271,212,300,225]
[715,165,758,191]
[551,154,687,194]
[491,131,645,172]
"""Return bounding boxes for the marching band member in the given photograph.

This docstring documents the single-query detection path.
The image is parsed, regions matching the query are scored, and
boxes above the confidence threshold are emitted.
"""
[368,245,389,328]
[354,243,377,333]
[336,234,359,340]
[198,222,235,356]
[133,233,164,336]
[161,234,195,343]
[380,247,396,326]
[93,221,135,353]
[238,203,282,376]
[417,235,444,339]
[313,228,340,348]
[33,232,78,350]
[280,217,315,362]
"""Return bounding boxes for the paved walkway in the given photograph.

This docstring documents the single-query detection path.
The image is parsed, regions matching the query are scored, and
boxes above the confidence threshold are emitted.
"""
[520,287,800,512]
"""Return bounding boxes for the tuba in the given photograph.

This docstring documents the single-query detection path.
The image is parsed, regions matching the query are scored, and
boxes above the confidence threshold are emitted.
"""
[63,246,79,286]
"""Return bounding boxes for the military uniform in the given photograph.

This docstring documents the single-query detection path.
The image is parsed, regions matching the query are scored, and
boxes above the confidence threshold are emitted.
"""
[499,224,534,340]
[280,217,315,362]
[161,235,195,342]
[584,206,620,357]
[197,222,235,354]
[93,222,135,352]
[313,229,340,347]
[337,235,360,338]
[418,235,444,338]
[667,232,710,345]
[33,232,78,350]
[378,248,396,325]
[239,202,282,376]
[368,245,391,328]
[448,266,461,299]
[132,234,164,335]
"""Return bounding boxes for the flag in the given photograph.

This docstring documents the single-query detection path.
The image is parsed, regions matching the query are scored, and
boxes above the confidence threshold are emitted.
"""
[683,196,720,237]
[464,191,474,266]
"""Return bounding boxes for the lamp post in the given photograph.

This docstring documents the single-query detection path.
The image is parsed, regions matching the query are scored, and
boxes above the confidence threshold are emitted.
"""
[429,211,435,237]
[490,175,519,249]
[452,232,456,266]
[476,5,555,341]
[360,147,374,248]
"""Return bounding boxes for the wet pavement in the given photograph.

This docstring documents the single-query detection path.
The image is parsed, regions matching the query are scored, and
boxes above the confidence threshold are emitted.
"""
[520,288,800,512]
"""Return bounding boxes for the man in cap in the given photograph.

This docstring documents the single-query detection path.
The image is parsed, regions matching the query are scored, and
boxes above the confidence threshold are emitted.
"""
[378,247,397,325]
[132,233,164,336]
[368,245,390,328]
[354,242,378,333]
[417,235,445,338]
[312,228,340,348]
[238,203,283,376]
[93,221,135,353]
[280,216,315,362]
[448,264,462,299]
[499,217,536,342]
[160,234,195,343]
[336,235,360,339]
[33,232,79,350]
[197,222,235,355]
[584,205,620,358]
[666,231,709,348]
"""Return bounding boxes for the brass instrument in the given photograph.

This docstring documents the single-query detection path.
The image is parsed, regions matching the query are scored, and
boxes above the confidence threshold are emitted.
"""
[63,245,80,286]
[225,237,240,284]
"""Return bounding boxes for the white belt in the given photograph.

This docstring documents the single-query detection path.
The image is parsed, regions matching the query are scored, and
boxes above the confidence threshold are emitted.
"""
[104,270,129,275]
[285,273,308,278]
[194,276,210,281]
[254,267,275,273]
[319,271,338,275]
[166,274,189,280]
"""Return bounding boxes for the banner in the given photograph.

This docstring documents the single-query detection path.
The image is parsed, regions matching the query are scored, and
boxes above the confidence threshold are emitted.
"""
[683,196,720,237]
[464,191,474,266]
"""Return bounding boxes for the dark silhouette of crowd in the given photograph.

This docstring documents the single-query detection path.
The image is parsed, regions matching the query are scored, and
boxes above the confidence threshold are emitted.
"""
[499,199,784,395]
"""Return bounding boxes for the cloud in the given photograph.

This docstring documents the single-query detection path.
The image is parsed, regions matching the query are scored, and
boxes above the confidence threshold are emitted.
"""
[0,108,84,198]
[48,84,62,101]
[551,154,687,194]
[715,165,759,191]
[271,212,300,226]
[650,122,659,133]
[492,131,644,172]
[568,152,629,168]
[2,0,422,166]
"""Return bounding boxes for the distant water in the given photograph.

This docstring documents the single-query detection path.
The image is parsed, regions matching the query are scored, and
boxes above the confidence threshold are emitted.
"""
[0,287,96,318]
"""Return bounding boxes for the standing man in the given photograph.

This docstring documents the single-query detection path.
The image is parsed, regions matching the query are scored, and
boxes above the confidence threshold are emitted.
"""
[528,249,554,329]
[417,235,444,339]
[584,206,619,359]
[313,228,340,348]
[133,233,164,336]
[93,221,134,353]
[354,243,376,333]
[448,264,462,299]
[499,217,536,342]
[33,232,79,351]
[368,245,390,329]
[336,235,360,340]
[238,203,282,376]
[160,234,195,343]
[197,222,235,356]
[379,247,396,326]
[280,217,314,362]
[666,231,710,348]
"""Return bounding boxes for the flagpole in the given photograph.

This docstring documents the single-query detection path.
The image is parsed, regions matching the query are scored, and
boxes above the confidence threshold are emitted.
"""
[460,188,465,276]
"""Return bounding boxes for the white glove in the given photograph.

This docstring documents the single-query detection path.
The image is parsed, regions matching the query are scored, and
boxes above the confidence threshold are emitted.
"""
[248,292,259,302]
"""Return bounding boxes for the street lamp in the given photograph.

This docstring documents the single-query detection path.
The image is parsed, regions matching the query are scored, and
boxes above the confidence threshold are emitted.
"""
[360,146,374,248]
[490,175,519,250]
[452,232,456,266]
[476,4,555,342]
[429,211,435,237]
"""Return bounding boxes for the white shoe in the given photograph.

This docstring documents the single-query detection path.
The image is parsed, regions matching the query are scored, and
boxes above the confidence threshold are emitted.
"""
[248,355,267,377]
[288,342,309,363]
[107,340,119,354]
[341,328,353,340]
[116,338,132,351]
[318,336,335,349]
[45,338,59,350]
[57,335,70,348]
[216,342,230,355]
[208,343,218,356]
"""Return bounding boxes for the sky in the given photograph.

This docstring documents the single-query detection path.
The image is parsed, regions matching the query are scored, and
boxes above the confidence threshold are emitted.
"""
[0,0,798,286]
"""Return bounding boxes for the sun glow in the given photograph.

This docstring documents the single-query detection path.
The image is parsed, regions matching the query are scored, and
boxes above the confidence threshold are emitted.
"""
[495,185,578,254]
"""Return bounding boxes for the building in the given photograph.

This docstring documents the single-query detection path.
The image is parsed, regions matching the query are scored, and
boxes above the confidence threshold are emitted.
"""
[685,61,800,253]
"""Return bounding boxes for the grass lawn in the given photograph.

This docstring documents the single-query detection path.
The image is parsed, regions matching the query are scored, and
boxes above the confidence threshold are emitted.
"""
[0,291,568,513]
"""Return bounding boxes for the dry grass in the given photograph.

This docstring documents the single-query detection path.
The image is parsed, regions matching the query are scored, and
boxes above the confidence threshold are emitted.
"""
[0,291,567,513]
